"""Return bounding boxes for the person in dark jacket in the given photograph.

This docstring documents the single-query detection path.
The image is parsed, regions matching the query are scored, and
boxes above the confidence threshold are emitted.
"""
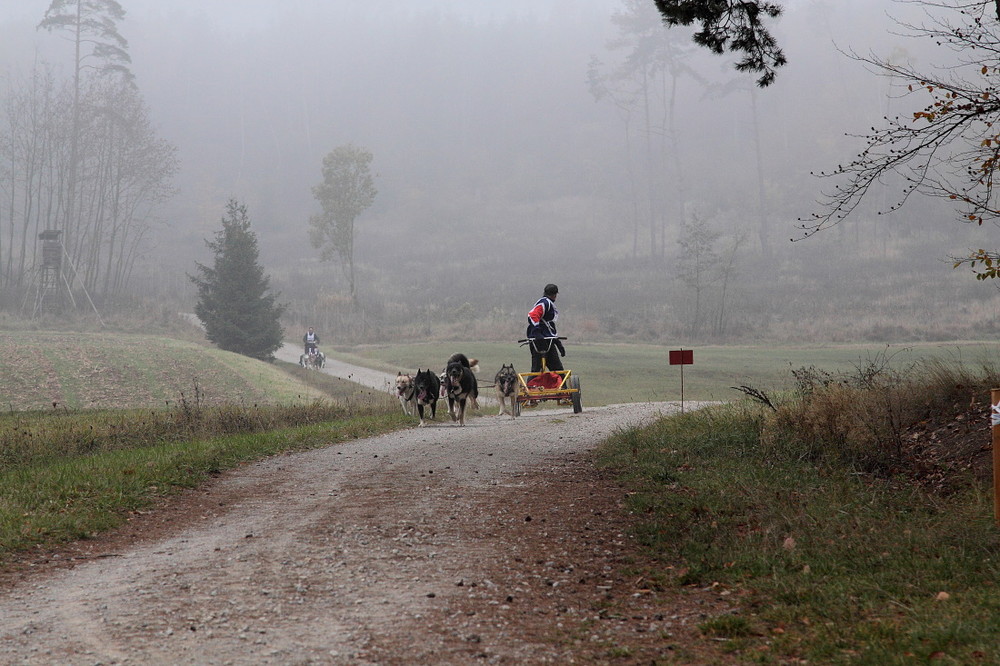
[303,327,319,355]
[526,283,565,372]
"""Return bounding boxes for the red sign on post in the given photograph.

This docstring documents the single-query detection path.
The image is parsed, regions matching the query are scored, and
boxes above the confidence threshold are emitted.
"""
[670,349,693,413]
[669,349,693,365]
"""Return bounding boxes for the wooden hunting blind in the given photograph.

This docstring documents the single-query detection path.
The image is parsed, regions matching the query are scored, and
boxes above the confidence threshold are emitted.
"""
[39,229,62,268]
[27,229,102,323]
[33,229,66,315]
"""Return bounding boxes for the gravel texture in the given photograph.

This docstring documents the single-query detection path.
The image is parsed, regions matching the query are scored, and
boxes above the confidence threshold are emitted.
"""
[0,357,735,665]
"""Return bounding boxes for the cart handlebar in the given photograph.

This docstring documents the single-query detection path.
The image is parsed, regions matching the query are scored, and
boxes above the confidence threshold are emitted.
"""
[517,336,567,345]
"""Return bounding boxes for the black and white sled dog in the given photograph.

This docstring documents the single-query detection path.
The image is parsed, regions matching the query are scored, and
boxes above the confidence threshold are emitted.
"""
[494,363,518,419]
[412,368,441,427]
[444,353,479,426]
[395,372,416,416]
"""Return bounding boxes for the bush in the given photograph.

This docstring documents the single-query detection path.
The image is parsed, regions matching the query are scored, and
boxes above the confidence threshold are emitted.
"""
[760,353,1000,475]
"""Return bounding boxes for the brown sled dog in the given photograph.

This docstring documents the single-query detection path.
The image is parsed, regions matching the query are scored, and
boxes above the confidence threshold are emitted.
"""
[494,363,518,418]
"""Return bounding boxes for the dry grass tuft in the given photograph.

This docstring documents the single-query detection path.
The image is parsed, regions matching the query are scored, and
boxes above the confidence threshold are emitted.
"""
[761,352,1000,477]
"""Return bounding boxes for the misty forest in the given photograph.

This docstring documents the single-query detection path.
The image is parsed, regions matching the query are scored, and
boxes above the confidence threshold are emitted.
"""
[2,0,1000,347]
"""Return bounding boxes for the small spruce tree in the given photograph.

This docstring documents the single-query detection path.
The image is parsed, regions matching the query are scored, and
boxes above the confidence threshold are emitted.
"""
[189,200,285,361]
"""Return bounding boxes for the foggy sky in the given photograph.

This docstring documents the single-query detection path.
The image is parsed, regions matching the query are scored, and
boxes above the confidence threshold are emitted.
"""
[1,0,992,341]
[0,2,954,247]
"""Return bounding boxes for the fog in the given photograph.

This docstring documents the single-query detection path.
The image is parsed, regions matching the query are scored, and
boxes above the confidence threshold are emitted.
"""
[2,0,998,344]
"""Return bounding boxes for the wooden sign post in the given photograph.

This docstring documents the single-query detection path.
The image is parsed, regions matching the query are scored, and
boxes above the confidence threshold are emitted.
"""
[992,389,1000,526]
[669,349,694,413]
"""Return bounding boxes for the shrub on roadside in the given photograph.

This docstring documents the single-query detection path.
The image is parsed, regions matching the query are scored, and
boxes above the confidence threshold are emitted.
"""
[760,353,1000,475]
[597,356,1000,664]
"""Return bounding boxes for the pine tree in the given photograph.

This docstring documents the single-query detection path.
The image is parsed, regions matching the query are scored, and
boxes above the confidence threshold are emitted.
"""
[653,1,785,87]
[190,200,285,361]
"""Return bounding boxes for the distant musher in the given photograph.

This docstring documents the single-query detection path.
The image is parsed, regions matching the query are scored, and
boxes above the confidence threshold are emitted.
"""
[303,327,319,356]
[300,326,326,368]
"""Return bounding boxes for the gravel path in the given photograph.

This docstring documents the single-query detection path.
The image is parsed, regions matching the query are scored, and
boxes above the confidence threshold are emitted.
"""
[276,344,399,395]
[0,355,731,665]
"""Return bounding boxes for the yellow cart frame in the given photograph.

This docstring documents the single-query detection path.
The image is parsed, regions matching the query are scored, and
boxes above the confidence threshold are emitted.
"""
[513,338,582,416]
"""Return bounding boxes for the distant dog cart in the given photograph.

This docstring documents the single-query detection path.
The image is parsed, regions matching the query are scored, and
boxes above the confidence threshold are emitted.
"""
[300,348,326,369]
[513,336,582,416]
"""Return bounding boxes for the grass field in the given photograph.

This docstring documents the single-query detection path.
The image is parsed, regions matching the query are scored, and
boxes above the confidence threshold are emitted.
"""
[4,329,1000,661]
[0,332,329,411]
[3,330,998,411]
[328,340,1000,406]
[0,332,404,560]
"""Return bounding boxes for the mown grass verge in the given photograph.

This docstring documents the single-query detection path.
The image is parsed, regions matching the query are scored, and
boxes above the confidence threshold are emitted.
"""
[597,356,1000,664]
[0,376,408,563]
[333,340,1000,405]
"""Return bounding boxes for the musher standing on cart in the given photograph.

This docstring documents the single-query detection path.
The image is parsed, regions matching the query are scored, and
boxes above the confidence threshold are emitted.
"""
[526,283,565,372]
[303,327,320,356]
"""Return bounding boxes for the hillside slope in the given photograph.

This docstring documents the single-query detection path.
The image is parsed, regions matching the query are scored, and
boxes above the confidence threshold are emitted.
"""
[0,332,328,411]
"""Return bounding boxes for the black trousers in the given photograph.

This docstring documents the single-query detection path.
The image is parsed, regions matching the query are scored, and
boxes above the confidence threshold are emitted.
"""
[529,339,563,372]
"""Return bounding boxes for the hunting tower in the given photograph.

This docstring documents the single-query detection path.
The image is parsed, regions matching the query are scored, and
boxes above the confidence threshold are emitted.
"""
[32,229,73,315]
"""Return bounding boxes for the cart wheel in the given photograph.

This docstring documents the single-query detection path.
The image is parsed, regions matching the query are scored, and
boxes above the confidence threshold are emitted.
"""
[570,376,582,413]
[513,397,521,417]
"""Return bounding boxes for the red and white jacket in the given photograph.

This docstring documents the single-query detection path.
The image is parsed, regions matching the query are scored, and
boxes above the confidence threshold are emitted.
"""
[526,296,558,338]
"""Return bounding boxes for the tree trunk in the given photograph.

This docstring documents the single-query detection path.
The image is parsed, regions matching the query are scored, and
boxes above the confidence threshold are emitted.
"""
[749,90,770,260]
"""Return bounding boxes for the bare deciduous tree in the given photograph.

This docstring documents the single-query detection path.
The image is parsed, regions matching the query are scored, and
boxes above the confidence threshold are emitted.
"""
[308,144,377,306]
[676,212,719,334]
[802,2,1000,279]
[0,1,180,308]
[590,0,702,260]
[37,0,134,269]
[0,66,177,305]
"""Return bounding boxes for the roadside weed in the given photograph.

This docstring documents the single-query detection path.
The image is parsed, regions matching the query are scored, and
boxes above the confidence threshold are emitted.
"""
[598,364,1000,663]
[0,394,407,560]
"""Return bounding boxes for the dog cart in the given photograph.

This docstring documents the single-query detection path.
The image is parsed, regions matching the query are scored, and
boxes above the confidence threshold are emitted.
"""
[513,337,582,416]
[299,348,326,369]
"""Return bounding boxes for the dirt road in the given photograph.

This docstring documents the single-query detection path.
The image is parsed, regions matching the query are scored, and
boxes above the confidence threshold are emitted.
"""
[276,344,399,396]
[0,359,732,665]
